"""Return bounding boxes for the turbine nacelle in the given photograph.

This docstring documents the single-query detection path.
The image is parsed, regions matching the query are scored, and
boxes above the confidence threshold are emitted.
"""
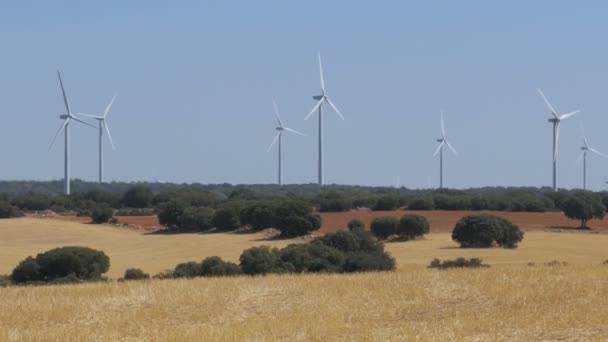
[313,95,323,100]
[548,117,559,123]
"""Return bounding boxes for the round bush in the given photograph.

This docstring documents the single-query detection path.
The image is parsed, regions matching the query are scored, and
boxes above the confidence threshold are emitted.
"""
[91,205,114,224]
[0,201,22,219]
[240,202,278,231]
[122,186,153,208]
[239,246,285,275]
[200,256,241,276]
[452,214,523,248]
[372,195,399,211]
[347,219,365,231]
[173,261,202,278]
[562,193,606,229]
[277,215,314,238]
[370,217,398,239]
[157,200,187,228]
[179,206,215,231]
[396,214,430,239]
[212,207,241,231]
[124,268,149,280]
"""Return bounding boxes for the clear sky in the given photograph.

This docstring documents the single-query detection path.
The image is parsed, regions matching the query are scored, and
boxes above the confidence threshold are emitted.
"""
[1,1,608,190]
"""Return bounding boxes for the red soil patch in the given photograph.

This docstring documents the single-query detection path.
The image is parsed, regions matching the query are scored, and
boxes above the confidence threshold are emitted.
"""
[114,215,161,227]
[317,210,608,234]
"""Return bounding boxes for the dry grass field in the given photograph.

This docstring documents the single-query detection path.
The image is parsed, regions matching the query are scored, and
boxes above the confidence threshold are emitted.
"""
[0,215,607,341]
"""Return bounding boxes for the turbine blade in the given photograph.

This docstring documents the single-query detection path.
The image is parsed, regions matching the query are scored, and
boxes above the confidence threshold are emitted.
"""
[537,88,558,118]
[318,52,325,93]
[103,94,117,118]
[440,110,446,137]
[325,97,344,120]
[57,70,71,115]
[446,140,458,156]
[71,115,96,128]
[103,120,116,150]
[576,151,584,164]
[76,113,102,118]
[559,110,580,120]
[304,99,323,120]
[272,97,283,128]
[433,141,444,157]
[283,127,306,136]
[49,119,68,150]
[267,132,281,152]
[588,147,608,158]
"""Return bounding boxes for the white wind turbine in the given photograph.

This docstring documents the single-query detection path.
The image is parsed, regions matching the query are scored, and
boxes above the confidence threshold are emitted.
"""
[433,111,457,189]
[268,98,305,185]
[304,52,344,186]
[537,88,580,192]
[577,123,607,190]
[49,71,96,195]
[78,95,117,183]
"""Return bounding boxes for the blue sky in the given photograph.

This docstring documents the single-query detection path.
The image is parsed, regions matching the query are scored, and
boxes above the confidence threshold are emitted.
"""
[1,1,608,189]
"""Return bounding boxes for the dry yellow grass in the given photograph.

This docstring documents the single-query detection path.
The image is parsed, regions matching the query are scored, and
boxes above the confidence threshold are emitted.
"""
[1,217,608,341]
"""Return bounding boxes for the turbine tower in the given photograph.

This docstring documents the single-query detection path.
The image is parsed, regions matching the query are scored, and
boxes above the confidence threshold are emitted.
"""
[78,95,117,183]
[433,111,457,189]
[537,88,580,192]
[49,71,95,195]
[304,52,344,186]
[268,98,305,186]
[577,123,607,190]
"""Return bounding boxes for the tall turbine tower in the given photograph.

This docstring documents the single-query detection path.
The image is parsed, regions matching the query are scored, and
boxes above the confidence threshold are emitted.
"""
[304,52,344,186]
[49,71,95,194]
[78,95,117,183]
[268,98,305,185]
[433,111,457,189]
[577,123,607,190]
[537,89,580,192]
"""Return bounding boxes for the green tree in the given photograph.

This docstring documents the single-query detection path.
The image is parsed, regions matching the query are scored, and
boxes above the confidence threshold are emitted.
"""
[396,214,430,239]
[122,186,153,208]
[562,193,606,229]
[370,217,398,239]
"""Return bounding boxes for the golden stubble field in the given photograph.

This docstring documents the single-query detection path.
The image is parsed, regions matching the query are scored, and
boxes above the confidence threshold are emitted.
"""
[0,216,607,341]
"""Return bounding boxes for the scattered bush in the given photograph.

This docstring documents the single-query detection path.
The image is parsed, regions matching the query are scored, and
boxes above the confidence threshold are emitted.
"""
[179,206,215,231]
[428,257,487,269]
[0,201,23,219]
[152,269,174,279]
[240,201,278,231]
[239,246,288,275]
[451,214,524,248]
[212,207,241,231]
[124,268,149,280]
[396,214,430,239]
[370,217,398,239]
[407,197,435,210]
[273,201,320,238]
[372,195,399,211]
[11,246,110,284]
[200,256,241,276]
[91,205,114,224]
[122,185,153,208]
[157,200,187,228]
[347,219,365,231]
[0,275,11,287]
[173,261,202,278]
[562,192,606,229]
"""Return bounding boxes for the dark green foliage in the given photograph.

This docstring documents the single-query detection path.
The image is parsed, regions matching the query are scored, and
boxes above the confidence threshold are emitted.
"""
[240,201,278,231]
[200,256,241,276]
[428,257,487,269]
[370,217,398,239]
[239,246,287,275]
[179,206,215,231]
[157,200,187,228]
[343,252,395,272]
[347,219,365,231]
[396,214,430,239]
[124,268,149,280]
[372,195,400,211]
[122,185,153,208]
[91,205,114,224]
[407,196,435,210]
[212,207,241,231]
[0,201,23,218]
[278,215,313,238]
[562,192,606,229]
[173,261,202,278]
[12,192,53,211]
[273,201,320,238]
[0,275,11,287]
[452,214,524,248]
[316,192,352,212]
[11,246,110,284]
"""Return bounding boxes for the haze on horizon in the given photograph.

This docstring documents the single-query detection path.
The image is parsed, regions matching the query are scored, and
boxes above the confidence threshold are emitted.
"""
[1,1,607,190]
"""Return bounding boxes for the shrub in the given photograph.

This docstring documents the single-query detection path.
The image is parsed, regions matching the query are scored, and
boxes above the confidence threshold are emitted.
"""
[370,217,398,239]
[212,207,241,231]
[0,201,22,218]
[407,197,435,210]
[277,215,314,238]
[240,201,278,230]
[152,269,174,279]
[343,252,395,272]
[157,200,187,228]
[562,193,606,229]
[317,192,352,212]
[372,195,399,211]
[122,185,153,208]
[239,246,287,275]
[124,268,149,280]
[451,214,523,248]
[200,256,241,276]
[179,206,215,231]
[347,219,365,232]
[396,214,430,239]
[428,257,487,269]
[173,262,202,278]
[0,275,11,287]
[273,201,320,238]
[91,205,114,224]
[11,246,110,284]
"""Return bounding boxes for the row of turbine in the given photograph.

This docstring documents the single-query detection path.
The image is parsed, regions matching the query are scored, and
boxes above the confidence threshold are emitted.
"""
[50,71,116,195]
[266,54,606,191]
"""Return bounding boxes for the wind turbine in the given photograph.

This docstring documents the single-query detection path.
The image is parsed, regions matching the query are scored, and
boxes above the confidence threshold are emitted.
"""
[77,95,117,183]
[49,71,96,195]
[304,52,344,186]
[537,88,580,192]
[268,98,305,186]
[577,123,607,190]
[433,111,457,189]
